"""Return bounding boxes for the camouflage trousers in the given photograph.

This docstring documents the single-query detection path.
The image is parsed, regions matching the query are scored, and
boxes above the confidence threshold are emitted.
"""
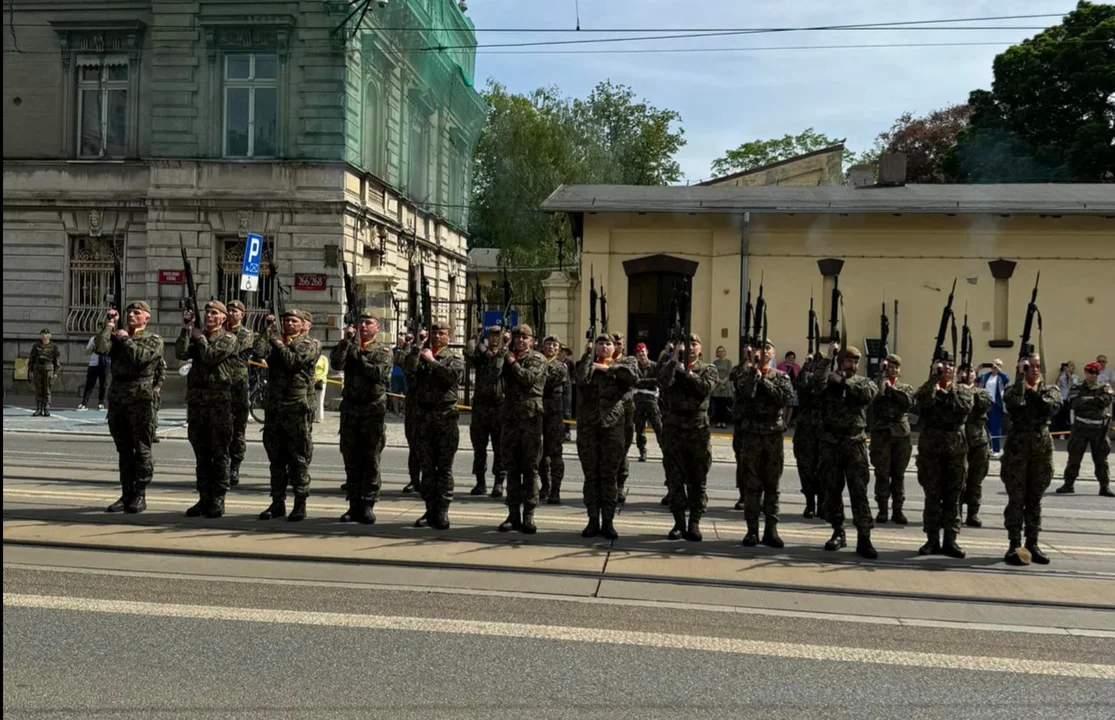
[108,398,155,491]
[32,370,55,405]
[502,412,543,510]
[964,441,990,506]
[915,431,967,535]
[538,411,566,494]
[869,432,912,507]
[416,409,459,506]
[578,421,624,515]
[820,436,873,533]
[187,402,233,497]
[1001,429,1054,540]
[404,403,421,486]
[736,431,783,523]
[151,390,162,434]
[662,422,711,516]
[262,406,313,499]
[616,399,635,491]
[1064,427,1111,486]
[633,399,662,452]
[792,421,822,500]
[470,404,505,481]
[339,410,387,502]
[229,380,249,474]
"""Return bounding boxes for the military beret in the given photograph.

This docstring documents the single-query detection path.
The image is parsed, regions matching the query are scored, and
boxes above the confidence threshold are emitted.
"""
[843,346,862,359]
[760,338,775,349]
[544,334,561,344]
[936,351,955,364]
[39,328,51,334]
[594,333,614,344]
[885,353,902,366]
[688,333,702,344]
[1085,362,1102,374]
[485,325,502,335]
[226,300,246,312]
[126,301,151,313]
[430,320,452,332]
[511,324,533,337]
[204,300,228,315]
[281,308,303,320]
[302,311,314,323]
[612,332,625,343]
[359,308,379,320]
[635,343,647,351]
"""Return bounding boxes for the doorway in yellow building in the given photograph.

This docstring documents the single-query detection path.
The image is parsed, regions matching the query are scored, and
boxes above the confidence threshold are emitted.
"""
[623,254,698,359]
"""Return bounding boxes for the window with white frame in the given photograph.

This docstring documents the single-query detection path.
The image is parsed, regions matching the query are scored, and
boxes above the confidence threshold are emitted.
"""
[224,54,278,158]
[77,57,129,158]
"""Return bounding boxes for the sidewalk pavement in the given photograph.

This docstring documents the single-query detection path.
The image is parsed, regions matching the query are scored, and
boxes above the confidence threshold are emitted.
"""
[3,395,1099,481]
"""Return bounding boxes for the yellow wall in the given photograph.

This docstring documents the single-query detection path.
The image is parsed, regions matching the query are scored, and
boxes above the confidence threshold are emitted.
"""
[576,212,1115,374]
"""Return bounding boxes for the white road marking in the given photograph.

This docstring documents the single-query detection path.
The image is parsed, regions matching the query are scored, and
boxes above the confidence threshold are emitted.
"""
[5,592,1113,679]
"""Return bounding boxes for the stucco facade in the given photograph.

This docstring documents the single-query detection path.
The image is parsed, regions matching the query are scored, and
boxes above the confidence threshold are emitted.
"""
[699,144,845,188]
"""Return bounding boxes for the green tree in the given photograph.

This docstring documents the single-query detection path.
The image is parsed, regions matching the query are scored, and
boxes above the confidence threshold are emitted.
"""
[710,128,853,177]
[943,1,1115,182]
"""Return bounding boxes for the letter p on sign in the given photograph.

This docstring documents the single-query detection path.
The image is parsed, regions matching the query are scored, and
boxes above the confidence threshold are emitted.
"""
[240,233,263,292]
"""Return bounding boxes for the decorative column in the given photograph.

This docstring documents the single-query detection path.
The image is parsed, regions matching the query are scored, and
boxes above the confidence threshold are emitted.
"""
[542,270,578,347]
[987,258,1017,349]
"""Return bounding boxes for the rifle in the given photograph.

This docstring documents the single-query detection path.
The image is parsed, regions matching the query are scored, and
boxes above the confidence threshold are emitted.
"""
[878,295,890,379]
[741,279,752,360]
[1018,271,1043,380]
[960,303,973,372]
[474,276,484,338]
[420,264,432,347]
[807,289,817,357]
[671,282,692,368]
[271,265,287,319]
[342,258,358,329]
[406,265,422,341]
[531,292,543,339]
[751,272,766,361]
[494,265,512,353]
[586,266,598,344]
[893,299,900,353]
[178,234,200,328]
[107,241,124,329]
[599,284,609,334]
[931,278,957,368]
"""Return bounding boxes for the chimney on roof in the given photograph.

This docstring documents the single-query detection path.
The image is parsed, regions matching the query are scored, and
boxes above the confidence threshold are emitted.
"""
[847,164,875,187]
[878,152,907,186]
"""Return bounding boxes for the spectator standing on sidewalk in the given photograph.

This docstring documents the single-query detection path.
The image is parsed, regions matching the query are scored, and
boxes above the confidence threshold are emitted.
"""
[1096,355,1111,386]
[978,359,1009,457]
[710,346,734,429]
[776,351,802,427]
[1053,361,1079,433]
[390,357,406,415]
[313,353,329,424]
[559,346,574,441]
[78,335,110,411]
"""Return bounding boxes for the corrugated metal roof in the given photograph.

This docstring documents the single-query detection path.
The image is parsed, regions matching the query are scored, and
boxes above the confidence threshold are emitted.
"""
[540,183,1115,215]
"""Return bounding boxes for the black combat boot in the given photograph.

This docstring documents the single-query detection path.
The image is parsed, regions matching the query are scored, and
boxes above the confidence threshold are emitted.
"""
[204,494,225,519]
[340,499,360,523]
[600,510,619,541]
[521,508,537,535]
[965,504,982,528]
[539,481,550,504]
[359,501,376,525]
[490,480,505,499]
[1054,482,1075,494]
[44,402,52,417]
[856,531,878,560]
[1100,483,1114,498]
[1025,537,1050,565]
[229,465,240,487]
[942,532,966,559]
[339,483,349,495]
[823,528,846,551]
[875,502,889,524]
[638,446,647,462]
[685,515,703,543]
[581,512,601,538]
[125,488,147,514]
[498,506,522,533]
[287,496,307,522]
[668,510,686,540]
[402,479,417,494]
[891,502,908,525]
[919,531,941,556]
[741,520,760,547]
[470,475,487,496]
[761,520,784,549]
[734,490,746,511]
[432,505,451,531]
[414,499,432,528]
[187,495,207,517]
[1004,537,1030,566]
[32,403,42,417]
[107,483,133,513]
[548,483,562,505]
[259,496,286,520]
[660,491,672,506]
[803,495,816,519]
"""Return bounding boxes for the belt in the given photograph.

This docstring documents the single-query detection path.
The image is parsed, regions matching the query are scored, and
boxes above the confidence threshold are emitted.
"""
[635,389,658,397]
[1074,416,1110,427]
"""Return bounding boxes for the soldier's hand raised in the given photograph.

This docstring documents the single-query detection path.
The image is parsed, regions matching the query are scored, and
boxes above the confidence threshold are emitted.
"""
[828,371,843,385]
[419,348,435,363]
[190,326,204,340]
[264,314,276,327]
[106,309,119,327]
[182,311,195,328]
[344,325,356,340]
[112,329,129,341]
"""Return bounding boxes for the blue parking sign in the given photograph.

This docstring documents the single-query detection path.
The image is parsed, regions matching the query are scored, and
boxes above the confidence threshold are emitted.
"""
[240,233,263,291]
[483,310,518,329]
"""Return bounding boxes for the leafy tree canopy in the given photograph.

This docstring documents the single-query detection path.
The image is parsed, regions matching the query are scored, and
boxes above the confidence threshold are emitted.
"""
[860,105,971,183]
[709,128,853,178]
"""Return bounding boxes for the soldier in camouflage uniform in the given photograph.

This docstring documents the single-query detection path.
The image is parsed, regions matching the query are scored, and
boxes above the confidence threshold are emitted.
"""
[393,333,423,494]
[958,365,993,527]
[176,301,239,519]
[613,332,636,504]
[224,299,255,487]
[812,344,880,559]
[538,334,569,505]
[575,334,638,540]
[255,309,321,522]
[1056,361,1114,497]
[632,343,662,463]
[496,325,547,534]
[96,302,164,513]
[734,340,794,548]
[793,351,825,519]
[869,354,915,525]
[658,335,719,542]
[466,326,507,497]
[405,320,464,530]
[331,310,394,524]
[913,352,974,558]
[29,328,61,416]
[1001,355,1061,565]
[151,355,166,443]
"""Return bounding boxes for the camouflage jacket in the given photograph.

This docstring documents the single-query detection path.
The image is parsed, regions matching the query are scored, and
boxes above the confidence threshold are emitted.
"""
[616,354,636,408]
[914,379,974,454]
[541,355,569,416]
[500,348,546,419]
[633,360,659,403]
[965,385,993,447]
[176,327,238,405]
[574,352,637,429]
[1068,382,1114,429]
[153,357,167,389]
[330,336,393,415]
[1004,375,1061,434]
[28,341,61,374]
[657,357,718,429]
[225,323,255,385]
[870,379,915,438]
[794,357,823,428]
[811,358,879,440]
[253,326,321,413]
[94,324,164,404]
[403,345,464,418]
[731,364,793,435]
[465,338,504,408]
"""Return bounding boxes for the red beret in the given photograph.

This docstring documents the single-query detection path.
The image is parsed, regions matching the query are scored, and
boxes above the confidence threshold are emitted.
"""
[635,343,647,351]
[1085,362,1102,373]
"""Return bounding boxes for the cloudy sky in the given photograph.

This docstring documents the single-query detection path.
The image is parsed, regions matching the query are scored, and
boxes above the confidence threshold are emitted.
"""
[461,0,1081,183]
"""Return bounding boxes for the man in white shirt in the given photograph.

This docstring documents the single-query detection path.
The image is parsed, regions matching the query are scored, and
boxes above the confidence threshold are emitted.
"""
[77,335,109,410]
[1097,355,1112,386]
[978,359,1009,457]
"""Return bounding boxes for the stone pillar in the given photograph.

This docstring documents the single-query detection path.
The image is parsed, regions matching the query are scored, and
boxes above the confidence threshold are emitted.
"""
[542,270,578,347]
